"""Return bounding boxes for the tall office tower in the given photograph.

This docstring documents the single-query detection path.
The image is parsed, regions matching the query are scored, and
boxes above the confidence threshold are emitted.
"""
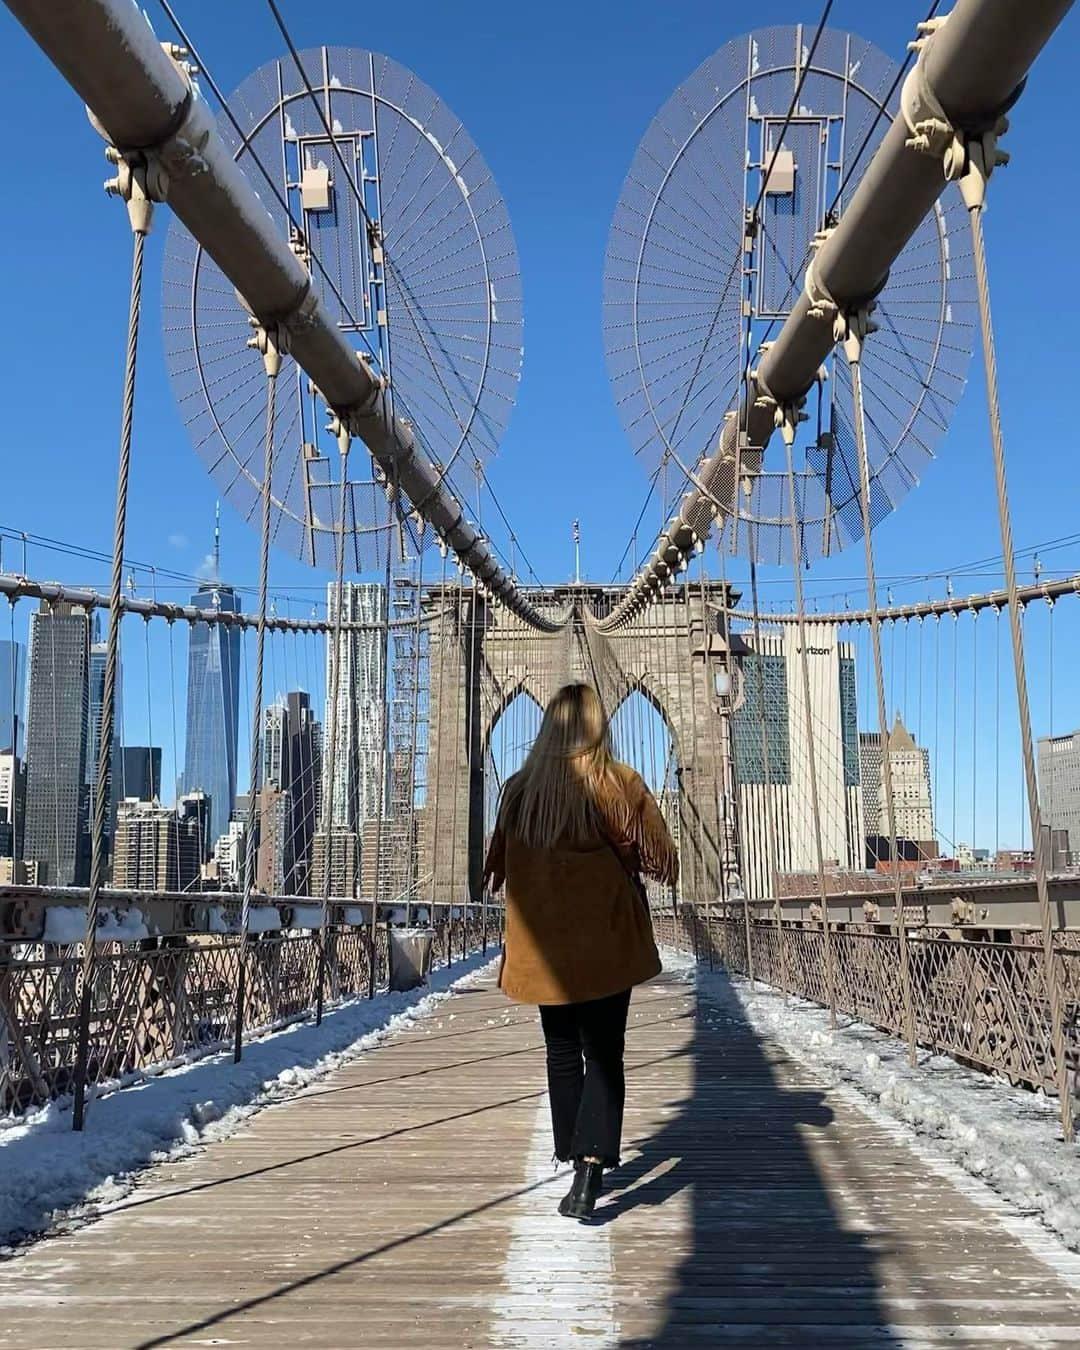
[1038,729,1080,862]
[112,795,205,892]
[211,818,246,890]
[860,715,936,862]
[310,829,359,899]
[730,623,864,900]
[0,750,25,858]
[23,600,92,885]
[321,582,386,831]
[85,636,106,792]
[255,784,288,895]
[0,638,24,755]
[263,691,321,894]
[181,511,241,852]
[118,746,161,803]
[84,629,123,864]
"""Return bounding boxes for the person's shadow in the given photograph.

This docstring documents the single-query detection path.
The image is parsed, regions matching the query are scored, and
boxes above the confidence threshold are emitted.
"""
[611,967,905,1347]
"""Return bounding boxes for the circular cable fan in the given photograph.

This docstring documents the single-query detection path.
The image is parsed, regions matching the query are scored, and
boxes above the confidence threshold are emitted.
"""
[163,45,523,572]
[603,25,974,567]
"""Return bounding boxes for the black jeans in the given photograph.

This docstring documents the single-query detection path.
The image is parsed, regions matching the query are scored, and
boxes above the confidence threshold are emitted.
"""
[539,988,632,1169]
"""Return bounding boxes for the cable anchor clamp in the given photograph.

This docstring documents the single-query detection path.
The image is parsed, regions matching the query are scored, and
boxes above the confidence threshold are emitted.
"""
[325,412,352,458]
[837,304,879,366]
[103,147,167,235]
[247,320,289,378]
[956,123,1011,212]
[774,400,808,448]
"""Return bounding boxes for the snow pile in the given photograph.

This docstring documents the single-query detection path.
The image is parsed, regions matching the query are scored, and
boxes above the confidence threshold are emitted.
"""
[286,904,324,929]
[97,908,150,943]
[42,906,150,944]
[207,904,231,934]
[0,951,497,1250]
[690,962,1080,1252]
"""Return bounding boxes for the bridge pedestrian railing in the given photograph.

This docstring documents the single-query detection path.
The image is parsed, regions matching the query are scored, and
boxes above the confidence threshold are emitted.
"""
[655,907,1080,1106]
[0,904,500,1121]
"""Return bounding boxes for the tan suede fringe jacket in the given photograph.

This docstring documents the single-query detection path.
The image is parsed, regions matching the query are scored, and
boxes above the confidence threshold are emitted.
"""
[483,762,678,1006]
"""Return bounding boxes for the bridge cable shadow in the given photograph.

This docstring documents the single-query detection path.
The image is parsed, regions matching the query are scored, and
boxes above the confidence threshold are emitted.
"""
[611,967,907,1347]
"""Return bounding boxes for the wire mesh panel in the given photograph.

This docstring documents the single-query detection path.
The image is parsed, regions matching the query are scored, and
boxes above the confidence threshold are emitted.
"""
[909,936,1058,1089]
[162,46,523,571]
[682,912,1080,1100]
[831,928,902,1032]
[0,913,491,1119]
[604,25,975,566]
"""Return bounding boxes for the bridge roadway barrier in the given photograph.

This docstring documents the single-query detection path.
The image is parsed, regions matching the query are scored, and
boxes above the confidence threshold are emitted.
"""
[0,897,502,1119]
[751,874,1080,932]
[656,904,1080,1102]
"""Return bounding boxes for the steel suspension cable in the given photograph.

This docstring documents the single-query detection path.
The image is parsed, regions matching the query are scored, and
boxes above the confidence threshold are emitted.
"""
[234,327,282,1061]
[782,416,837,1025]
[747,526,788,993]
[72,163,156,1132]
[845,320,916,1063]
[965,157,1073,1141]
[428,543,450,912]
[315,428,353,1024]
[366,486,398,997]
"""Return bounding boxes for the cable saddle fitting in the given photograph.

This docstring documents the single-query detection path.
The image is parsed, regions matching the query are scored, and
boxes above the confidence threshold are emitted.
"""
[900,10,1011,201]
[804,226,885,358]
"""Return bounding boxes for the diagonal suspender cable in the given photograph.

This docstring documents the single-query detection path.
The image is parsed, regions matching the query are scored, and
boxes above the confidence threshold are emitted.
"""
[963,144,1073,1142]
[747,527,788,995]
[72,161,157,1132]
[845,313,917,1064]
[781,411,837,1027]
[233,326,282,1062]
[315,430,353,1025]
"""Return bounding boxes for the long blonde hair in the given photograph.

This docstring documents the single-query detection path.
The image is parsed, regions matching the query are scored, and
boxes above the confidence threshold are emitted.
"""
[498,683,623,848]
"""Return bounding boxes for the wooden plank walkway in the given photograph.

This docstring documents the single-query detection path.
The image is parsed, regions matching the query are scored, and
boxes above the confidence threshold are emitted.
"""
[2,964,1080,1347]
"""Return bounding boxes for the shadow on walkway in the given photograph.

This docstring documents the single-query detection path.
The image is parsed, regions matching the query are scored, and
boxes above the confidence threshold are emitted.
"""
[614,967,904,1347]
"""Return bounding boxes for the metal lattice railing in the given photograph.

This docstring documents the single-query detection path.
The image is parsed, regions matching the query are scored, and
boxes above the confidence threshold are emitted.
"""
[1,906,502,1120]
[659,906,1080,1102]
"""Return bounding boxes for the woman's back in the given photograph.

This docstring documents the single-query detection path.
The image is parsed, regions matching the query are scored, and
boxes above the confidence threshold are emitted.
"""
[484,684,678,1006]
[484,683,678,1218]
[490,759,677,883]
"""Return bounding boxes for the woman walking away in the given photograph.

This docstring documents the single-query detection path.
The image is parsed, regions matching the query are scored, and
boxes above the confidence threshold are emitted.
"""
[483,682,678,1223]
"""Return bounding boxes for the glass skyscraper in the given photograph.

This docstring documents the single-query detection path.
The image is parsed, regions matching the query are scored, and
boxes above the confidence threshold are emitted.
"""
[23,601,91,885]
[263,691,321,894]
[0,638,24,755]
[181,582,241,852]
[322,582,386,830]
[84,632,123,822]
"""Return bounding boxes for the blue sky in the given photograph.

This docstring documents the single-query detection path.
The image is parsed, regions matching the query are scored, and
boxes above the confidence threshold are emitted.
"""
[1,0,1077,850]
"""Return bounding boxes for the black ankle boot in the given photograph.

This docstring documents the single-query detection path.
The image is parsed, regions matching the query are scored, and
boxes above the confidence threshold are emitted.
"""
[558,1160,604,1221]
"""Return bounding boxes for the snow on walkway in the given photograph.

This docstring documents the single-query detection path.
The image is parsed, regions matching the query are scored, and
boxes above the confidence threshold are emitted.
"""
[2,952,1080,1347]
[0,951,494,1250]
[713,965,1080,1254]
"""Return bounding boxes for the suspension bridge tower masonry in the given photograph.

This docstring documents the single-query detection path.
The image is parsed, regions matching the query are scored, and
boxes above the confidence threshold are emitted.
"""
[421,581,740,907]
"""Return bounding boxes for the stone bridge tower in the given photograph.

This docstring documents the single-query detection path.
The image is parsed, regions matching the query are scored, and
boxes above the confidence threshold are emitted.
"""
[420,582,739,906]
